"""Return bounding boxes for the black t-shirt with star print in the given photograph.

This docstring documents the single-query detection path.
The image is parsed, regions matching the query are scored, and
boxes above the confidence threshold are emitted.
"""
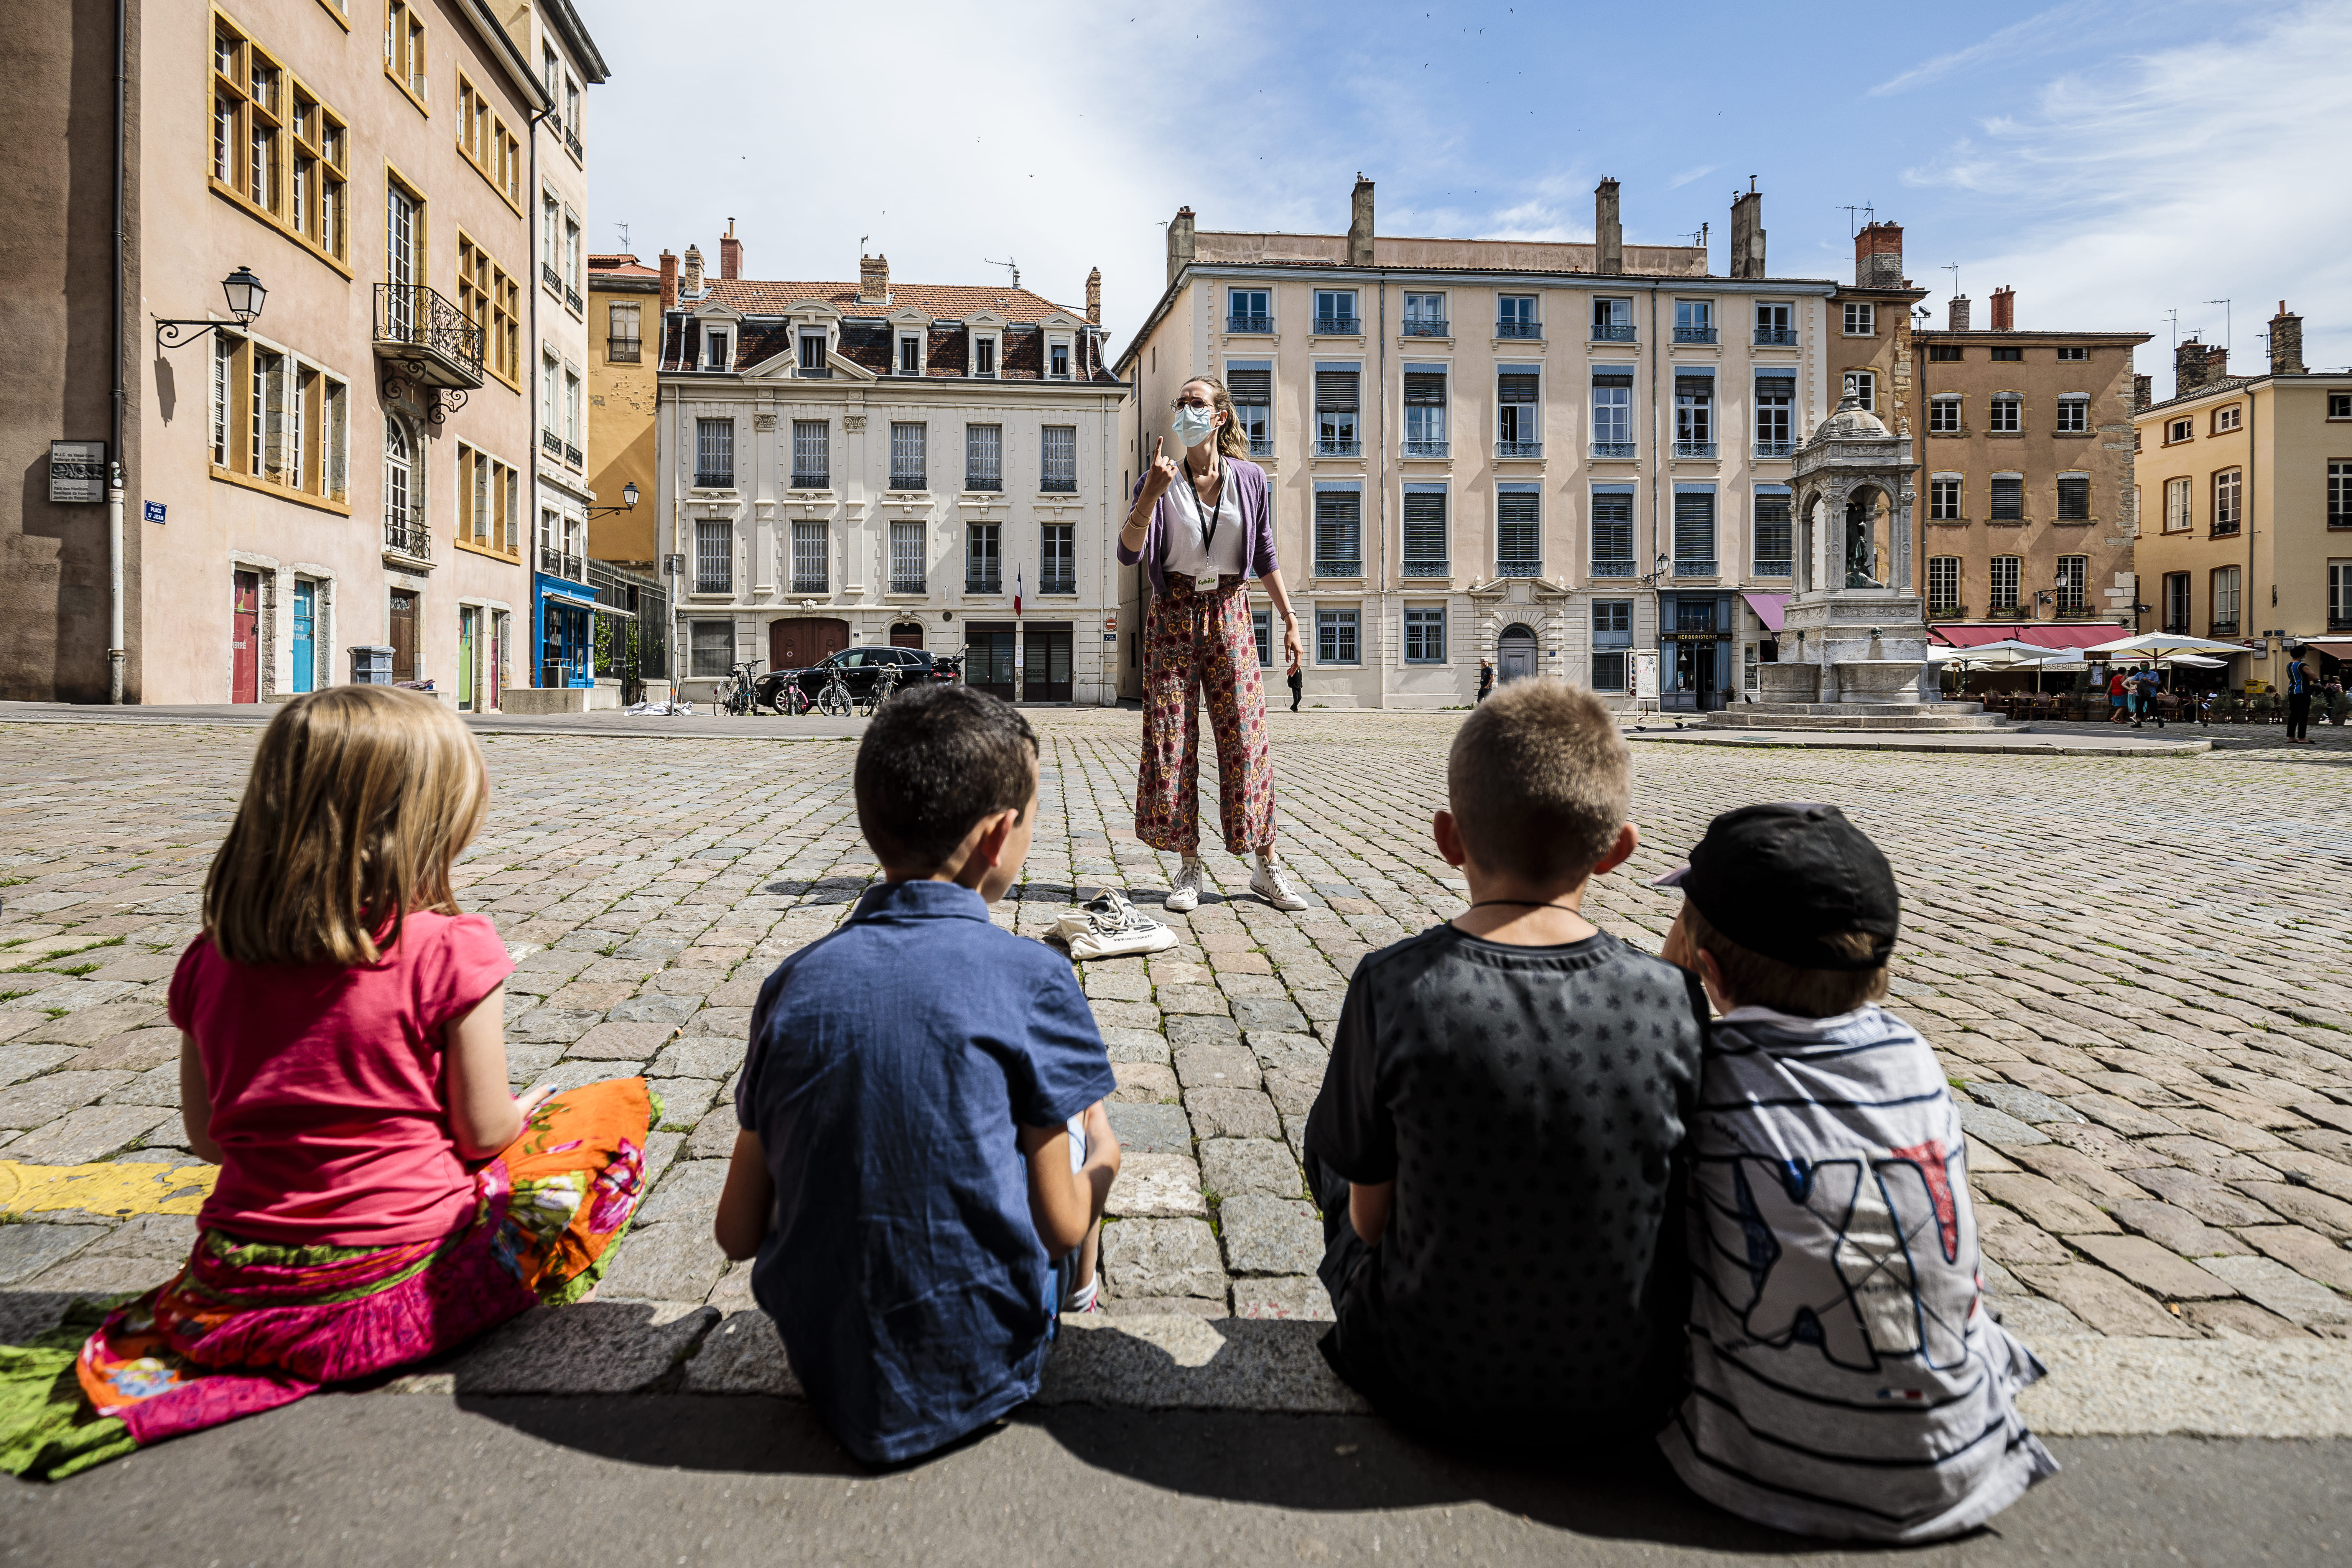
[1305,923,1708,1430]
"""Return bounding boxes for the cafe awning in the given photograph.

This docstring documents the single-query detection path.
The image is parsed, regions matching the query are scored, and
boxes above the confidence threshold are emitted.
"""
[1929,623,2130,652]
[1740,592,1789,633]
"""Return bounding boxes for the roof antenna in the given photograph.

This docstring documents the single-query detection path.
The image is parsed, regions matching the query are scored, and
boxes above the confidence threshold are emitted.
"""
[2163,308,2179,352]
[1944,262,1960,299]
[986,256,1020,290]
[614,221,629,250]
[2204,298,2232,354]
[1838,203,1875,238]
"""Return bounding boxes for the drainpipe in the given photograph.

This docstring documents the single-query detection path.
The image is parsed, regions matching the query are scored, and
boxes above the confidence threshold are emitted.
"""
[107,0,127,703]
[1376,271,1388,710]
[1647,281,1661,698]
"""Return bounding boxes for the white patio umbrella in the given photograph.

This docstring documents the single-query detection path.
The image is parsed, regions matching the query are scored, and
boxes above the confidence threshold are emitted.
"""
[2082,632,2250,658]
[1933,639,2072,668]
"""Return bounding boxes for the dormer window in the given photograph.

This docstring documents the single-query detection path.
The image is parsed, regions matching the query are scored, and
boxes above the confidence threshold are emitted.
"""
[899,334,922,375]
[704,328,731,370]
[1049,341,1071,380]
[797,331,828,377]
[974,336,997,378]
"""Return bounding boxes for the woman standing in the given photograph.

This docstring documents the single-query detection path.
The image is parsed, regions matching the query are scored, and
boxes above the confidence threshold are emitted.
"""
[1119,377,1308,912]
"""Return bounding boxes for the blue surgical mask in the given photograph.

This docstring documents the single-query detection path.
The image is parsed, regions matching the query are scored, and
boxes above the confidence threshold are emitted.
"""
[1172,404,1218,449]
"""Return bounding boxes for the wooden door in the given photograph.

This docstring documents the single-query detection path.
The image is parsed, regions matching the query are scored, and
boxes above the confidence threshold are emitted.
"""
[966,626,1017,699]
[768,616,848,671]
[231,571,261,703]
[1022,625,1073,702]
[457,607,477,710]
[388,589,418,682]
[889,621,925,650]
[290,579,316,693]
[1498,624,1537,684]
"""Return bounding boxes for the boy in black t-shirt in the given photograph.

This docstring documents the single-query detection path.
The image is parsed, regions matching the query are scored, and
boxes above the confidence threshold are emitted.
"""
[1305,679,1707,1443]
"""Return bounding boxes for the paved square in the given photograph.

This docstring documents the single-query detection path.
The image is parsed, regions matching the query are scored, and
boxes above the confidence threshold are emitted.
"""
[2,710,2349,1358]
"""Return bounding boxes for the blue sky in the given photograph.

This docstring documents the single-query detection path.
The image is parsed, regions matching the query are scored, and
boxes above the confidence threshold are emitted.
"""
[577,0,2350,396]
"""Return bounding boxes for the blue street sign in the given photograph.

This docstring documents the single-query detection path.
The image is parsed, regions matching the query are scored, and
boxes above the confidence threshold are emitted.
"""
[143,501,165,524]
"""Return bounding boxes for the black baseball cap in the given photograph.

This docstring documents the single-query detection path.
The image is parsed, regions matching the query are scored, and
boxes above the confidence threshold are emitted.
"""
[1651,803,1899,971]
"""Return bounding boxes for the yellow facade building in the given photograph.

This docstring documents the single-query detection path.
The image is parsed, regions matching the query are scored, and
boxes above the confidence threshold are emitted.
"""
[587,250,662,568]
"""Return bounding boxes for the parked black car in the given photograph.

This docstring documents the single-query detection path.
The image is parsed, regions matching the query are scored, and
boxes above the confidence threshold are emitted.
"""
[754,646,956,711]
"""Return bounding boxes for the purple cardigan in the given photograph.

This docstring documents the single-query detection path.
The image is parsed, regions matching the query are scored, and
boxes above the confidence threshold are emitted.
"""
[1119,457,1278,596]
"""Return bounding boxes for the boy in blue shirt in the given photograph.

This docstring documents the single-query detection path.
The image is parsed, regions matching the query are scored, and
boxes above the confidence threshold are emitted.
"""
[714,685,1121,1464]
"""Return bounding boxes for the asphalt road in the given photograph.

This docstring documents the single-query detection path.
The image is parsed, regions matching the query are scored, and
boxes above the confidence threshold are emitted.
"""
[3,1395,2344,1567]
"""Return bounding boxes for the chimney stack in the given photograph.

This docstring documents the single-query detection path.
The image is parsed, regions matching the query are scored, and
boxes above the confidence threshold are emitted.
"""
[1853,222,1904,288]
[1728,179,1766,279]
[1348,175,1376,266]
[1989,286,2016,332]
[2175,339,2211,396]
[1595,178,1622,275]
[1085,267,1102,326]
[719,219,742,281]
[2206,346,2227,382]
[1165,206,1195,287]
[1948,295,1971,331]
[858,252,890,306]
[2133,373,2153,411]
[681,244,704,297]
[2270,300,2306,375]
[659,248,678,310]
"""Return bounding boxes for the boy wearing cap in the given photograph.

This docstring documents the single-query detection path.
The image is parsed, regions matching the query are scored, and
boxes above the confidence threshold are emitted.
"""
[1654,804,2056,1542]
[1305,680,1708,1444]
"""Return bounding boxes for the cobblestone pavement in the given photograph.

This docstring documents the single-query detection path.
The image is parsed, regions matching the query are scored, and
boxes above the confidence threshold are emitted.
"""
[2,711,2350,1361]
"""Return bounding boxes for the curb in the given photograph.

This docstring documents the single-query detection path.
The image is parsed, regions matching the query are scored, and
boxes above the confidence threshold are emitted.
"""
[1627,730,2212,758]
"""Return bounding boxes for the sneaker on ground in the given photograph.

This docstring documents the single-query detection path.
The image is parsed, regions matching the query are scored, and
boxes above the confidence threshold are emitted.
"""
[1249,861,1310,912]
[1056,889,1177,961]
[1164,859,1204,913]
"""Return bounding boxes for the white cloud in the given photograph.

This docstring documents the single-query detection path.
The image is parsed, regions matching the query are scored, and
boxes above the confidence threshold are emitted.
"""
[1666,164,1719,190]
[1868,0,2109,97]
[1898,2,2352,393]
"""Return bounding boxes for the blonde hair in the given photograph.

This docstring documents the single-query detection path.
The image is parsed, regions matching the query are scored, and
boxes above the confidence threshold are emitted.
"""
[1682,902,1890,1018]
[1446,678,1630,884]
[1179,377,1253,460]
[204,686,488,967]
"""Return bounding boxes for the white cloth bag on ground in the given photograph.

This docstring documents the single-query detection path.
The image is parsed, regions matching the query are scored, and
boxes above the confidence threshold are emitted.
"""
[1053,889,1177,961]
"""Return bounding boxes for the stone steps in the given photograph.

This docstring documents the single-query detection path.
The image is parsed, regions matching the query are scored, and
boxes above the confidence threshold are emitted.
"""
[1703,707,2013,732]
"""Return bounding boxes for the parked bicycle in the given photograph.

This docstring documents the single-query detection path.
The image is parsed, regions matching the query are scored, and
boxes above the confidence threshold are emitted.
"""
[816,662,856,717]
[718,659,760,717]
[862,660,904,716]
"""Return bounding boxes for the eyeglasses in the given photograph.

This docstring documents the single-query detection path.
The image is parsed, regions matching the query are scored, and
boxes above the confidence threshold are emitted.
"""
[1170,397,1215,410]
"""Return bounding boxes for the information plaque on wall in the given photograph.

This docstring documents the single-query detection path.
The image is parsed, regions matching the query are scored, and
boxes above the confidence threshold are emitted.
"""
[49,441,107,504]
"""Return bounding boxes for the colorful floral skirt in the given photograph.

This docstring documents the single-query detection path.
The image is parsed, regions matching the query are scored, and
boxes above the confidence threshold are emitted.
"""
[1136,575,1277,855]
[0,1077,654,1481]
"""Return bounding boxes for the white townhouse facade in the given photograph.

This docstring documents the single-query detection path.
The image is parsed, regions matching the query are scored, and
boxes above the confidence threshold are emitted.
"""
[655,249,1125,704]
[1117,177,1852,711]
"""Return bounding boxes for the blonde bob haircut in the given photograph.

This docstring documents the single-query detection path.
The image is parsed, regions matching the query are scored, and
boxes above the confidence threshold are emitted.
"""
[1178,376,1254,461]
[204,686,489,967]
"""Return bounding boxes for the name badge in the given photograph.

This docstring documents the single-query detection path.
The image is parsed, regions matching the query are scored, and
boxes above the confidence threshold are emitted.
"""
[1193,572,1221,592]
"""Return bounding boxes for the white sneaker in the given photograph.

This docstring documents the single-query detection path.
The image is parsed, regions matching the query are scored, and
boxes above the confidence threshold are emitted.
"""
[1249,860,1310,912]
[1055,890,1178,960]
[1164,859,1204,913]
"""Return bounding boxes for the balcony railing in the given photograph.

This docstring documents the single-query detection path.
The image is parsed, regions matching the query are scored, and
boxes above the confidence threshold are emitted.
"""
[1401,558,1450,579]
[890,471,927,491]
[2163,619,2191,635]
[968,571,1002,594]
[792,570,828,595]
[384,505,431,560]
[1248,436,1274,457]
[1401,439,1450,458]
[891,572,927,594]
[1316,438,1361,458]
[565,442,583,468]
[1592,322,1636,342]
[564,125,582,161]
[607,336,640,362]
[1314,556,1362,578]
[543,429,564,457]
[1591,558,1636,578]
[1673,325,1718,344]
[543,263,563,293]
[1929,602,1964,617]
[1674,558,1718,578]
[1498,558,1542,579]
[1041,474,1078,494]
[1495,319,1542,339]
[1495,441,1543,459]
[372,283,483,387]
[1754,326,1799,346]
[2055,604,2099,619]
[1753,439,1797,459]
[1753,558,1792,578]
[1987,602,2023,618]
[1590,440,1637,459]
[694,469,732,489]
[1673,440,1719,459]
[790,470,830,490]
[539,546,585,581]
[965,470,1002,492]
[1038,573,1077,596]
[1403,318,1448,337]
[1226,314,1273,334]
[1312,314,1360,336]
[566,285,582,315]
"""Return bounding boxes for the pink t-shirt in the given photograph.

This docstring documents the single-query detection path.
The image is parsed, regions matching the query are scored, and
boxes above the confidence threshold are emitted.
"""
[168,911,515,1246]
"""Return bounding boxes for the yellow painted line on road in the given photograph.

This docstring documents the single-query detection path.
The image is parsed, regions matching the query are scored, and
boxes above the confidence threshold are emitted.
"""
[0,1160,217,1217]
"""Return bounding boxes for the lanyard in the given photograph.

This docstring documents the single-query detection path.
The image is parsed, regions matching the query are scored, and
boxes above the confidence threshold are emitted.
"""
[1181,454,1226,560]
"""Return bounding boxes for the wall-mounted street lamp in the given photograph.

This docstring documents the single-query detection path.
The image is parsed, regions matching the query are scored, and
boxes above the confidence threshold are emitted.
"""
[155,268,267,349]
[586,481,640,519]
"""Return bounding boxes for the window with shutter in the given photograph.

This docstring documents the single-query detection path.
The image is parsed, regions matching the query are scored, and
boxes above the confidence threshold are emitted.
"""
[1590,487,1635,574]
[1674,373,1714,454]
[696,418,733,487]
[1226,365,1272,403]
[2057,476,2090,519]
[1402,486,1447,577]
[1672,489,1717,576]
[1040,525,1076,592]
[1227,362,1272,455]
[1314,487,1361,576]
[1591,372,1634,454]
[1403,365,1447,455]
[1314,368,1360,411]
[1403,371,1446,405]
[1316,367,1360,454]
[1990,476,2024,521]
[1497,370,1540,454]
[1497,485,1541,577]
[1751,486,1791,576]
[1754,373,1794,454]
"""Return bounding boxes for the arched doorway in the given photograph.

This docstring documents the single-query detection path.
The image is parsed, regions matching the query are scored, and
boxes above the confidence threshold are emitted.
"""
[1497,623,1537,683]
[769,617,848,671]
[889,621,925,650]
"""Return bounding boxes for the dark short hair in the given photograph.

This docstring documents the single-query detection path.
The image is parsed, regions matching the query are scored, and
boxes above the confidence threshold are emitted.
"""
[1447,678,1629,883]
[1683,901,1889,1018]
[854,684,1038,873]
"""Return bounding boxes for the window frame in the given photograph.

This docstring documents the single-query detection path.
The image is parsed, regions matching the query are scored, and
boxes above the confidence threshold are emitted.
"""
[1926,556,1961,613]
[2164,476,2192,533]
[211,13,350,272]
[2210,564,2241,632]
[2212,404,2242,434]
[790,419,831,490]
[204,326,352,513]
[1402,606,1447,665]
[693,519,734,596]
[1315,606,1361,665]
[1929,476,1962,522]
[1841,302,1876,337]
[1039,425,1078,494]
[1928,393,1964,434]
[1988,392,2023,434]
[2054,554,2088,613]
[383,0,429,112]
[693,417,735,489]
[1842,369,1876,413]
[965,423,1004,492]
[1590,598,1633,691]
[889,421,928,491]
[2056,393,2090,434]
[1988,554,2022,613]
[2212,467,2242,536]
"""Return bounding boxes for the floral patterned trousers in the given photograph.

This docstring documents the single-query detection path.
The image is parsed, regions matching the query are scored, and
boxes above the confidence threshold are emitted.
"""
[1137,576,1276,856]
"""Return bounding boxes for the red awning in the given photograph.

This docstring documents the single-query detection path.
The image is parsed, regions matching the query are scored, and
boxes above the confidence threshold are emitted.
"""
[1928,623,2131,652]
[2304,637,2352,661]
[1741,592,1789,633]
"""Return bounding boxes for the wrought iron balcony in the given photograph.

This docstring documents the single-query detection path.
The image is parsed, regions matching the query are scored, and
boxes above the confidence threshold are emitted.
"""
[790,471,830,490]
[1495,441,1543,459]
[1225,314,1273,334]
[566,285,583,315]
[1312,314,1360,336]
[1674,558,1718,578]
[792,571,828,595]
[1590,440,1637,459]
[1403,318,1449,337]
[543,429,565,457]
[1752,558,1792,578]
[1591,322,1636,342]
[1753,439,1797,459]
[2162,619,2191,635]
[1495,319,1542,339]
[1401,439,1450,459]
[965,470,1002,492]
[694,469,733,489]
[543,263,563,294]
[1754,326,1799,346]
[565,125,582,161]
[1316,439,1361,458]
[1673,440,1719,459]
[1038,574,1077,596]
[1040,474,1078,494]
[565,442,582,468]
[372,283,483,388]
[2054,604,2099,619]
[1496,558,1542,579]
[1673,325,1718,344]
[890,471,927,491]
[1590,558,1636,578]
[384,505,432,560]
[1248,436,1274,457]
[1314,556,1362,578]
[1401,558,1450,579]
[539,546,586,580]
[607,336,640,363]
[890,572,927,595]
[967,571,1003,594]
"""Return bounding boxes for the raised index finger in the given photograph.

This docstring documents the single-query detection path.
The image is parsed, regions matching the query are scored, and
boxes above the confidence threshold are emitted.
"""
[1153,436,1165,463]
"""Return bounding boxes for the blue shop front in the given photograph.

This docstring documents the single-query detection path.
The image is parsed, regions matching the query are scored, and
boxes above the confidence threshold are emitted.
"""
[1658,591,1734,712]
[535,571,598,689]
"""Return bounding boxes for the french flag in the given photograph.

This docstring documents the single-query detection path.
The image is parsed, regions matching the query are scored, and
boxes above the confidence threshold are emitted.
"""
[1014,568,1023,618]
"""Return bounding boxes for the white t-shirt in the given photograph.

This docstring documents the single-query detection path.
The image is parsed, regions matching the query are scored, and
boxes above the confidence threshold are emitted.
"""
[1162,482,1245,578]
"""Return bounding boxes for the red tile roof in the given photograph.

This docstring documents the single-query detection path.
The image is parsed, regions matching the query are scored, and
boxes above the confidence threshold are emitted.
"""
[686,278,1086,324]
[589,253,661,279]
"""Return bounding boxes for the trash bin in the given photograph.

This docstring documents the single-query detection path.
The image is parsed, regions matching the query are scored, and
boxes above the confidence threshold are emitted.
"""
[350,646,395,684]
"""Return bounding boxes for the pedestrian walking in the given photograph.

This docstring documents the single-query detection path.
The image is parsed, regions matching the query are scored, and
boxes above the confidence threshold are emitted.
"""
[2284,648,2313,743]
[1477,660,1494,703]
[1117,377,1309,912]
[1288,664,1303,712]
[2106,667,2130,724]
[2131,665,2164,729]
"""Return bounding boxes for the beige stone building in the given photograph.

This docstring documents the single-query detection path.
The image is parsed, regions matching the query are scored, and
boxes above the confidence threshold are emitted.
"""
[0,0,578,708]
[1114,177,1855,712]
[2131,306,2352,686]
[588,251,661,568]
